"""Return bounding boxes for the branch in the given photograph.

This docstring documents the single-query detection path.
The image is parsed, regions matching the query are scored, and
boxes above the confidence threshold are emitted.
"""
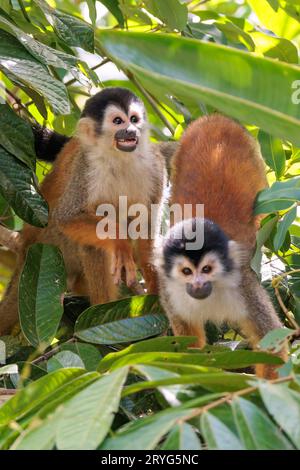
[0,225,21,253]
[0,388,16,395]
[31,337,77,365]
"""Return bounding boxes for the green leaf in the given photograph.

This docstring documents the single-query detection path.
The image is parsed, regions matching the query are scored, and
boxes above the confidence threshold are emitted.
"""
[232,397,293,450]
[75,295,168,344]
[259,327,295,352]
[37,0,94,52]
[86,0,96,26]
[11,414,57,450]
[162,423,202,450]
[0,146,48,227]
[0,30,70,114]
[100,408,190,450]
[254,178,300,214]
[47,351,85,373]
[201,412,244,450]
[60,343,101,371]
[248,0,300,40]
[273,206,297,251]
[98,30,300,146]
[259,131,286,179]
[100,0,124,27]
[124,367,252,396]
[0,368,85,427]
[144,0,188,31]
[0,105,35,169]
[258,382,300,449]
[56,367,128,450]
[250,31,298,64]
[107,349,283,371]
[19,244,66,348]
[98,336,197,372]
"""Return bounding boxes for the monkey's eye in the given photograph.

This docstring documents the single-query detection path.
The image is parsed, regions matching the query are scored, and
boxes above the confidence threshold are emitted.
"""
[182,267,193,276]
[113,117,124,125]
[202,265,212,274]
[130,115,139,124]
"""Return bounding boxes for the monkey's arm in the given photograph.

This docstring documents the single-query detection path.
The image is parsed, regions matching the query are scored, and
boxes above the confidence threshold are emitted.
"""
[59,214,136,286]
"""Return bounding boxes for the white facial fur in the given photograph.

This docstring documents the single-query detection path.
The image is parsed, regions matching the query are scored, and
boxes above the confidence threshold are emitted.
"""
[156,239,248,327]
[76,100,157,207]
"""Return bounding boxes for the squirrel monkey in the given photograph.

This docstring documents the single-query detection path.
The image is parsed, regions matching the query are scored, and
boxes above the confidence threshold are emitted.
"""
[156,114,287,379]
[0,87,166,335]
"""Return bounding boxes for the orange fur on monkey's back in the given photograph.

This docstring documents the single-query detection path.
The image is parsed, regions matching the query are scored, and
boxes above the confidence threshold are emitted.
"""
[171,114,267,246]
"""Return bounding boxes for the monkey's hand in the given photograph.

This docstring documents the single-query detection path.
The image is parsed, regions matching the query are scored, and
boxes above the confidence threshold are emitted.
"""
[110,242,137,287]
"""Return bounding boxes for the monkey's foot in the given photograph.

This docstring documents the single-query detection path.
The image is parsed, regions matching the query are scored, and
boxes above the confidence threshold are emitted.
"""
[111,249,137,287]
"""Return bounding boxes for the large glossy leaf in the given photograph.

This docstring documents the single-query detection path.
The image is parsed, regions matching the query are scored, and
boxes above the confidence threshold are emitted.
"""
[0,30,70,114]
[0,16,87,78]
[232,397,293,450]
[47,351,85,373]
[0,146,48,227]
[201,412,244,450]
[98,30,300,146]
[75,295,168,344]
[19,244,66,348]
[7,371,99,450]
[0,104,35,169]
[258,382,300,449]
[254,178,300,214]
[56,367,128,450]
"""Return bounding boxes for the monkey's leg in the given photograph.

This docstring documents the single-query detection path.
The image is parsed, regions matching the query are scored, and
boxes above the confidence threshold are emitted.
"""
[170,315,207,349]
[81,247,118,305]
[239,267,288,379]
[0,267,21,336]
[137,239,158,294]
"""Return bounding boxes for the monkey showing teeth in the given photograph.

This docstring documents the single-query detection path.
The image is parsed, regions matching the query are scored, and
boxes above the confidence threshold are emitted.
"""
[156,114,287,379]
[0,87,166,336]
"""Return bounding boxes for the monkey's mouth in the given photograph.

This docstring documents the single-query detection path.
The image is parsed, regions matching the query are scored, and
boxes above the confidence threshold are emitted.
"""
[116,137,138,152]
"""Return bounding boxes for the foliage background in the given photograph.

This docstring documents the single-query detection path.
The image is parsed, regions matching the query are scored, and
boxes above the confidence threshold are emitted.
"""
[0,0,300,450]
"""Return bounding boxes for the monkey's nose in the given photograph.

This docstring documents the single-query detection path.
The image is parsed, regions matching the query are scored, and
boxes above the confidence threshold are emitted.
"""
[186,281,212,299]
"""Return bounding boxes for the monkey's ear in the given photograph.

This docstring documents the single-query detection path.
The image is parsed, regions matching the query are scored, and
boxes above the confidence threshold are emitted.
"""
[76,117,97,146]
[228,240,248,268]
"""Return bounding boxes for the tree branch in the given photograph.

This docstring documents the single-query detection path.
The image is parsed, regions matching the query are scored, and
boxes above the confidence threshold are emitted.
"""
[0,225,21,253]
